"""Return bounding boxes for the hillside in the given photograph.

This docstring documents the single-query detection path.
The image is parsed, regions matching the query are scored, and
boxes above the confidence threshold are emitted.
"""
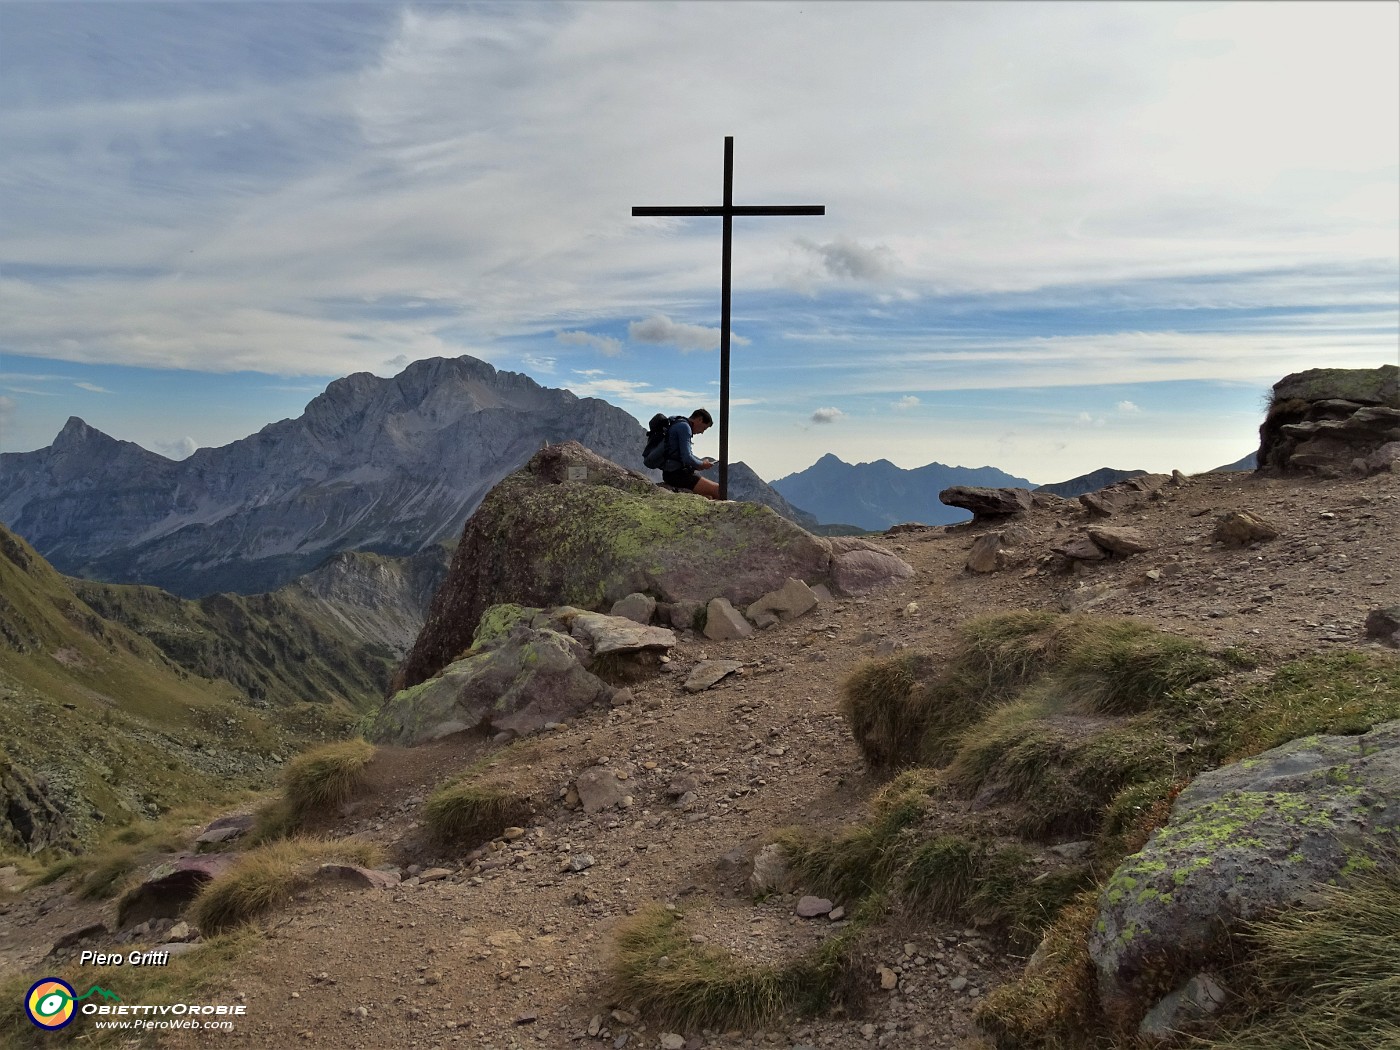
[771,453,1032,530]
[0,526,318,853]
[5,462,1396,1049]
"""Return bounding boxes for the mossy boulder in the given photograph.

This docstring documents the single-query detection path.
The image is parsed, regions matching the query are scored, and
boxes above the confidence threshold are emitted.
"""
[393,442,908,691]
[1089,720,1400,1021]
[372,621,610,745]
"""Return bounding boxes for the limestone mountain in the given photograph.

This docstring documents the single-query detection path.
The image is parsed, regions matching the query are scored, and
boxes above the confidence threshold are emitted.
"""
[0,356,764,598]
[770,453,1033,531]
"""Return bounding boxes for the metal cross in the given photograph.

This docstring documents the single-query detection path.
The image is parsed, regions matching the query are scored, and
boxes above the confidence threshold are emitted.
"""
[633,136,824,499]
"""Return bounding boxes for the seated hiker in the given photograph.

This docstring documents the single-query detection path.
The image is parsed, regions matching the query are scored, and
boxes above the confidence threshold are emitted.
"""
[662,408,720,500]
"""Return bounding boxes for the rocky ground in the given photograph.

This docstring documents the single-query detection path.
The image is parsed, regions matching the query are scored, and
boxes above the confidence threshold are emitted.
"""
[4,465,1397,1050]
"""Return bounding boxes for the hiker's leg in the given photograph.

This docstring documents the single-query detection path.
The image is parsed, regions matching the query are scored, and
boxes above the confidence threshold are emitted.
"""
[693,476,721,500]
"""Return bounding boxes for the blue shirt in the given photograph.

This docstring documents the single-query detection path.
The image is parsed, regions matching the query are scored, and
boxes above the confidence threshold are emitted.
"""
[666,418,706,471]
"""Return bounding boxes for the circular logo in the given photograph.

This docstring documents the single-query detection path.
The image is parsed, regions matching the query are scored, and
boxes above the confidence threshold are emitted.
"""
[26,978,77,1030]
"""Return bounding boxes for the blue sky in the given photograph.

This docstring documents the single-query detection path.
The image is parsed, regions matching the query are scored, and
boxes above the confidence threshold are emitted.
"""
[1,1,1396,485]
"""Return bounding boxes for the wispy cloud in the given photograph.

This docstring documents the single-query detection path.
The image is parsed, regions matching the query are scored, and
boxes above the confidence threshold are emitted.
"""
[811,407,845,424]
[74,381,111,393]
[628,314,749,353]
[892,395,920,411]
[556,330,622,356]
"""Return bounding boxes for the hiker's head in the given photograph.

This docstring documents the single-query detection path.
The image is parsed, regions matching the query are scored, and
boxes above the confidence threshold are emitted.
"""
[689,408,713,434]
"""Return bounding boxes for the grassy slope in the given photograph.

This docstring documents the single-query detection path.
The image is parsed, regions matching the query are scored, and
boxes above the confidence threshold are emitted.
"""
[0,526,356,852]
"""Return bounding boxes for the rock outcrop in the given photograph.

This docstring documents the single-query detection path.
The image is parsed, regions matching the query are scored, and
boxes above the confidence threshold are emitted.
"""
[1257,364,1400,476]
[1089,721,1400,1029]
[393,443,913,692]
[372,604,661,746]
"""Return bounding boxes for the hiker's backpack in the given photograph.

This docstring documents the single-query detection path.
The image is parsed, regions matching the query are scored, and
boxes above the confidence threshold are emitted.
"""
[642,413,683,469]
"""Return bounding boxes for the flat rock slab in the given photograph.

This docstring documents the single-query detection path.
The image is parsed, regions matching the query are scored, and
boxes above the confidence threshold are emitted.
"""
[795,895,834,918]
[1085,525,1153,556]
[939,486,1032,519]
[684,660,744,693]
[571,611,675,655]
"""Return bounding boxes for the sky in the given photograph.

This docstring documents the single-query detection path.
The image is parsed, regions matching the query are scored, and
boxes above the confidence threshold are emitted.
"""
[1,1,1397,485]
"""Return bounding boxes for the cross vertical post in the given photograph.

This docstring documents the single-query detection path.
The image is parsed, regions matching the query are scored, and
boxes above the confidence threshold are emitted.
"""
[633,136,824,499]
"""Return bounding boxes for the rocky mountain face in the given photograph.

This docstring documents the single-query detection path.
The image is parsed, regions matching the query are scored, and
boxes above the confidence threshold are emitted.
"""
[0,357,740,598]
[1034,466,1147,498]
[771,453,1032,531]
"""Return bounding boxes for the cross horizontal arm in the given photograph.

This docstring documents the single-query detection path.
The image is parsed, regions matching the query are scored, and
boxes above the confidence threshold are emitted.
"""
[632,205,826,217]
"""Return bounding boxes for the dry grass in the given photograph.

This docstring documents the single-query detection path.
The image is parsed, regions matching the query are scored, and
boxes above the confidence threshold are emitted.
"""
[609,904,850,1031]
[423,781,534,847]
[1197,865,1400,1050]
[190,836,381,933]
[281,737,376,814]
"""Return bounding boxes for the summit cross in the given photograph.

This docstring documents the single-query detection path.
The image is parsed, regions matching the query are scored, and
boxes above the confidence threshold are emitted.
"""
[633,135,825,499]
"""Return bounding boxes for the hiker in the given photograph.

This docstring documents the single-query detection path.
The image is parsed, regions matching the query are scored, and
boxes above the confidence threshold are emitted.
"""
[662,408,720,500]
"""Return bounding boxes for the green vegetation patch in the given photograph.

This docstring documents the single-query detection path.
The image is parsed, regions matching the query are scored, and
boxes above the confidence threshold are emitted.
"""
[609,904,851,1032]
[1217,650,1400,759]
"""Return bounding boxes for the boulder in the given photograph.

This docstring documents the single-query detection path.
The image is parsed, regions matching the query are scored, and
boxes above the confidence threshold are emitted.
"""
[0,753,75,854]
[609,592,657,625]
[825,537,915,595]
[372,621,610,745]
[703,598,753,641]
[939,486,1032,520]
[1365,606,1400,649]
[1085,525,1153,556]
[1213,511,1280,546]
[747,578,819,623]
[684,660,744,693]
[1258,365,1400,474]
[393,443,837,691]
[1052,535,1107,562]
[1089,721,1400,1017]
[574,767,630,814]
[966,532,1007,574]
[569,612,675,656]
[117,854,239,927]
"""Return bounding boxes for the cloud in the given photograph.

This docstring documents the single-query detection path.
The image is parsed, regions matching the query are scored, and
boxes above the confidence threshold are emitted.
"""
[522,354,557,374]
[811,407,845,424]
[74,381,111,393]
[1116,400,1140,413]
[892,395,920,411]
[0,395,15,428]
[628,314,749,353]
[572,368,605,377]
[556,330,622,356]
[151,436,198,460]
[384,354,410,371]
[1077,412,1106,428]
[795,238,899,281]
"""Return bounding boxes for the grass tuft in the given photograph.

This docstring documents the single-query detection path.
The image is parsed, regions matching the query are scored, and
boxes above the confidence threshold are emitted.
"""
[609,904,850,1031]
[423,781,533,847]
[974,891,1102,1048]
[190,836,381,933]
[280,737,376,815]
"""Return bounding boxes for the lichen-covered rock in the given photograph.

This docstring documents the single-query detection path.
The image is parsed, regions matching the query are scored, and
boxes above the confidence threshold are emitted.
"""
[373,622,610,745]
[393,442,909,691]
[1089,721,1400,1017]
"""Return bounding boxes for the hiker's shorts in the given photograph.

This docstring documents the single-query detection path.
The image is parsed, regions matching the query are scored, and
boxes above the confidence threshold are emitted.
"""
[661,468,700,491]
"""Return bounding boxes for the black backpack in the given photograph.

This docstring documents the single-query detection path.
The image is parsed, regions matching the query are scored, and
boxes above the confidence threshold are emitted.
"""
[642,413,684,469]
